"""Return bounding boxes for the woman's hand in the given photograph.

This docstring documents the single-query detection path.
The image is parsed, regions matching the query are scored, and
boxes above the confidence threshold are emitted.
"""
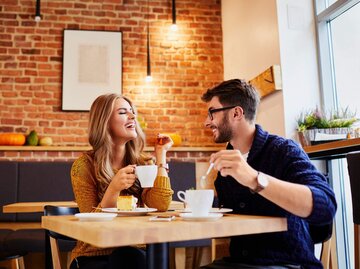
[155,133,173,152]
[109,164,137,192]
[154,134,173,171]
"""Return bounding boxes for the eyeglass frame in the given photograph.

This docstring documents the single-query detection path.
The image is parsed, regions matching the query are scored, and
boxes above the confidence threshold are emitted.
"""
[207,105,238,120]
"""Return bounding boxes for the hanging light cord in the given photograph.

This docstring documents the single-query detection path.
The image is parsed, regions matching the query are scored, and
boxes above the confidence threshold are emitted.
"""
[172,0,176,24]
[147,0,151,76]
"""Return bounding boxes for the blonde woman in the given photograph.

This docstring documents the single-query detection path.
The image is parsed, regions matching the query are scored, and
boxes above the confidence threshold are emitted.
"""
[70,93,173,269]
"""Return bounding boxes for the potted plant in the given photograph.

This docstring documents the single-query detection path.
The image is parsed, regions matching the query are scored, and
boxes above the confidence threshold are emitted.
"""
[297,107,358,147]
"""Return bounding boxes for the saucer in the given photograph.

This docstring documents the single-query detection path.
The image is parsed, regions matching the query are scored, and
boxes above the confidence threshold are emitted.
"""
[176,208,233,214]
[179,213,223,221]
[75,213,117,222]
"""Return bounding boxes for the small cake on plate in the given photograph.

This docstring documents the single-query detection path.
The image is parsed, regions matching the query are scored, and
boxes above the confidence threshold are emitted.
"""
[117,195,138,211]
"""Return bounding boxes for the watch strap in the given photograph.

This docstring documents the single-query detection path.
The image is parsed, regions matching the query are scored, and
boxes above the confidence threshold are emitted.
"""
[251,172,266,193]
[157,163,169,172]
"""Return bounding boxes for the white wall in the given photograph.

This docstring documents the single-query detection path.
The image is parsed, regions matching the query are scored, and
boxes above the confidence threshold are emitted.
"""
[222,0,285,136]
[222,0,321,140]
[276,0,321,140]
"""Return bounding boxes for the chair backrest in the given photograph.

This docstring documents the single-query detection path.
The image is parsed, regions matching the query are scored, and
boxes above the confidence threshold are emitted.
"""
[309,222,333,244]
[44,205,79,239]
[168,162,196,201]
[346,151,360,224]
[44,205,79,269]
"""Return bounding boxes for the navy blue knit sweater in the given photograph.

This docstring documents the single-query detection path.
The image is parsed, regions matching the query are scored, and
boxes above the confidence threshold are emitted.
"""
[215,125,337,269]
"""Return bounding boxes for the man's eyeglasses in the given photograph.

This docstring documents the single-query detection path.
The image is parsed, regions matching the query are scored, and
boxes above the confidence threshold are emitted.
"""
[207,105,237,120]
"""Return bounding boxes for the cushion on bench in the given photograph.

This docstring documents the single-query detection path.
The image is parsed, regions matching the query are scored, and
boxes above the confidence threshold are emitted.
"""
[4,229,77,253]
[0,229,13,252]
[16,162,74,222]
[0,162,18,222]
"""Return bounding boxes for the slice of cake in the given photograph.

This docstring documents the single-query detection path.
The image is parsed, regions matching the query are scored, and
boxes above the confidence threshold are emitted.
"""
[117,195,138,211]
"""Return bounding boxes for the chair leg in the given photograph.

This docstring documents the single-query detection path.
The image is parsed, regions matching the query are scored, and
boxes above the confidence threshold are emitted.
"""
[50,237,62,269]
[10,257,25,269]
[17,257,25,269]
[211,239,216,262]
[192,247,203,269]
[175,248,186,269]
[355,224,360,269]
[330,225,338,269]
[320,238,331,269]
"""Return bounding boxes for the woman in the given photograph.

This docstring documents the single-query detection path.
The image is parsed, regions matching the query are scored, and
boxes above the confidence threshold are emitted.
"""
[70,93,174,269]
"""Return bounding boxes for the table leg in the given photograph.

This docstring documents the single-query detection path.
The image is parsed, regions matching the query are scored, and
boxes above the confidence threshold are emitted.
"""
[146,242,169,269]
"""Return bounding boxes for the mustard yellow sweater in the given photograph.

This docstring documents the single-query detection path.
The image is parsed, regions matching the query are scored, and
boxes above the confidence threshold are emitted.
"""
[70,153,173,261]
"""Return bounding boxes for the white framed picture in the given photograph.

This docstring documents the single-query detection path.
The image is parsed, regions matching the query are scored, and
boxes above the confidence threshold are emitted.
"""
[62,30,122,111]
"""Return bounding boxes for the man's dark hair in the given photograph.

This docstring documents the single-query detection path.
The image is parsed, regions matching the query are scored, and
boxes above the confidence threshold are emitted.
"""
[201,79,260,123]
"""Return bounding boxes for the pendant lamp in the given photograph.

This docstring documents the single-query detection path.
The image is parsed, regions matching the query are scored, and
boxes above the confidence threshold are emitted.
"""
[171,0,178,31]
[35,0,41,22]
[145,0,152,82]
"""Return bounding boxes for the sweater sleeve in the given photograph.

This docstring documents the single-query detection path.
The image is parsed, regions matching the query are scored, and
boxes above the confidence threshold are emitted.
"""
[142,175,173,212]
[71,154,101,213]
[279,140,337,224]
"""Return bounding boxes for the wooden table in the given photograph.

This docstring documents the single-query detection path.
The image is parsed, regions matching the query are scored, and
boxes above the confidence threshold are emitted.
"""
[2,201,78,213]
[42,214,287,269]
[2,200,183,214]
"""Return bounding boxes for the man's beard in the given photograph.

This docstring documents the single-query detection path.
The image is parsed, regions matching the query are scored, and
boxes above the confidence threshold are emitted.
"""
[214,114,232,143]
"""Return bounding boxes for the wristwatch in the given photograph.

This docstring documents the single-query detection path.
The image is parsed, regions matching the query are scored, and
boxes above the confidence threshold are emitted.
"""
[157,163,169,172]
[252,172,269,193]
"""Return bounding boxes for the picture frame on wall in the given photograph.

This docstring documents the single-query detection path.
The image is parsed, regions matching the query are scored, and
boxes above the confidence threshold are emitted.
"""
[62,29,122,111]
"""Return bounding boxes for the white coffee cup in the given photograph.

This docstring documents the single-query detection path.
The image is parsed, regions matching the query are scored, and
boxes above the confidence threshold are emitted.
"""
[135,165,157,188]
[178,189,214,216]
[177,190,190,210]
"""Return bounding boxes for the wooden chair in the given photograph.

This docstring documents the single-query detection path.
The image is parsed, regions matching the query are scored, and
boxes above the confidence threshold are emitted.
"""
[44,205,79,269]
[0,230,26,269]
[168,162,214,268]
[0,252,26,269]
[310,222,335,269]
[347,151,360,269]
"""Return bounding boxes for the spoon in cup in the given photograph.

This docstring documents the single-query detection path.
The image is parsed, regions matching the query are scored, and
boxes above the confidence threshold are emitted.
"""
[200,162,214,188]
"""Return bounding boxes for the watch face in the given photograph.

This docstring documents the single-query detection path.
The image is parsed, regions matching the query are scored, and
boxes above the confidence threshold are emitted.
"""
[258,172,269,188]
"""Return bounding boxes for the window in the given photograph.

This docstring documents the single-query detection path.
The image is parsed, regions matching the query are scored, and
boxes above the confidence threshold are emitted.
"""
[315,1,360,268]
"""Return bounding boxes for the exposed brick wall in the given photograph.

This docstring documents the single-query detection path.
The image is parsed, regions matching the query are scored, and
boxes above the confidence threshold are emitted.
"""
[0,0,223,154]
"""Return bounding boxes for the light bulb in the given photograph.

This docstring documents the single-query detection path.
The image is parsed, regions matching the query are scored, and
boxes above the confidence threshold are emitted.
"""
[145,75,153,83]
[170,24,178,31]
[35,16,41,22]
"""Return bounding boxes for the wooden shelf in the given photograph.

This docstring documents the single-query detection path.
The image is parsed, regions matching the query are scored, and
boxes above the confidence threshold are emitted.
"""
[304,137,360,160]
[0,146,224,152]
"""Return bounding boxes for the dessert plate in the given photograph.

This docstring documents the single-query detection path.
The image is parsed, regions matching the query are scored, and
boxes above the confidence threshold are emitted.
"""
[179,213,223,221]
[176,208,233,214]
[102,207,157,216]
[75,213,117,222]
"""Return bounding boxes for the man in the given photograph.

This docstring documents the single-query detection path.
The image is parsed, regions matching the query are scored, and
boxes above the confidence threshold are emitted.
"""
[201,79,336,269]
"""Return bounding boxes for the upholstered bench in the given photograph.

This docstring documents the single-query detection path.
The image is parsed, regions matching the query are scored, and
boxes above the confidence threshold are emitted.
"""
[0,161,75,268]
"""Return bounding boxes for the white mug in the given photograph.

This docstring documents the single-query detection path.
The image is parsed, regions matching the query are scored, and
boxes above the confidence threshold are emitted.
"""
[135,165,157,188]
[178,189,214,216]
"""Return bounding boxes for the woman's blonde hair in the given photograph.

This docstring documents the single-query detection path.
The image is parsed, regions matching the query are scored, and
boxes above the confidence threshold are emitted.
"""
[87,93,151,198]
